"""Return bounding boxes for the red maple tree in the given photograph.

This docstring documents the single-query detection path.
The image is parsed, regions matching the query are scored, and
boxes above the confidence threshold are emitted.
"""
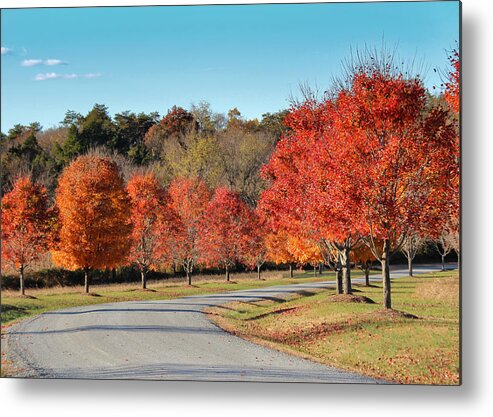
[443,49,460,261]
[1,176,55,295]
[445,49,460,114]
[127,173,178,289]
[168,177,211,285]
[259,99,363,294]
[198,187,254,281]
[329,65,458,308]
[243,208,268,280]
[260,58,458,308]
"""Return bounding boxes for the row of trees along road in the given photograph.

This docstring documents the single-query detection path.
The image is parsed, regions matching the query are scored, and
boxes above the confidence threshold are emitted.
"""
[1,50,459,309]
[258,51,459,309]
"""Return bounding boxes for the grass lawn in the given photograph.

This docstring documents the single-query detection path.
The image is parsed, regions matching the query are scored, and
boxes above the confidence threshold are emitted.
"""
[1,268,352,330]
[207,270,460,385]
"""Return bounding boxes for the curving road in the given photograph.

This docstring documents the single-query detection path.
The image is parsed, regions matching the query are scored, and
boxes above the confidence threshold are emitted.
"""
[4,265,448,383]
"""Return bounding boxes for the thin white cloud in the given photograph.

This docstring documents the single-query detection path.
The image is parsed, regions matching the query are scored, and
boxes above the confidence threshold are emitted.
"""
[84,73,102,79]
[45,59,67,66]
[1,46,13,55]
[34,72,102,81]
[22,59,43,67]
[22,58,67,67]
[34,72,61,80]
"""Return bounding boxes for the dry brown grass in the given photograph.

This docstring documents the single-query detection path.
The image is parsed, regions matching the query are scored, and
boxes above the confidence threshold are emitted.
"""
[413,275,459,303]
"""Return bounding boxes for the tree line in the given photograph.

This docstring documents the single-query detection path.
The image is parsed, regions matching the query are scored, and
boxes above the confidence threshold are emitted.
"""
[1,49,459,310]
[1,102,289,205]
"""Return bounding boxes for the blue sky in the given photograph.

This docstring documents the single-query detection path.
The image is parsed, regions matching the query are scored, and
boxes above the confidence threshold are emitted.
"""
[1,1,459,132]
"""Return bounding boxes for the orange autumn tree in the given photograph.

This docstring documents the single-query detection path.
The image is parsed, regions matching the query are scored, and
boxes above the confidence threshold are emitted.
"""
[443,48,460,260]
[168,177,211,285]
[52,155,132,293]
[127,173,178,289]
[265,230,297,277]
[286,235,324,275]
[352,244,377,286]
[1,176,55,295]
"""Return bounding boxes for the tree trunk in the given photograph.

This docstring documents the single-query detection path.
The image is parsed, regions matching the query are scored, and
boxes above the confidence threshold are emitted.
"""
[318,263,323,275]
[313,265,316,277]
[408,256,413,277]
[111,268,116,282]
[19,265,25,296]
[382,239,391,309]
[84,268,90,294]
[336,269,343,295]
[141,269,147,289]
[226,265,230,282]
[365,266,370,286]
[257,265,261,280]
[186,269,192,286]
[441,255,446,271]
[341,246,352,295]
[289,263,293,278]
[173,262,177,275]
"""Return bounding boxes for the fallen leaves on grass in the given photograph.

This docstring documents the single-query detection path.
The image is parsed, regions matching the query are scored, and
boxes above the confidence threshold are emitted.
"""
[327,294,375,304]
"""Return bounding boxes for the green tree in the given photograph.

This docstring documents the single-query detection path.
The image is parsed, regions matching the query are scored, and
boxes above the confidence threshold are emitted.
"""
[112,111,158,161]
[259,110,291,141]
[78,104,115,149]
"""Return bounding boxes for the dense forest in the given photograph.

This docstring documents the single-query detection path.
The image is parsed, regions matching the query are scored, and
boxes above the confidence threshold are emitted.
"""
[1,102,289,204]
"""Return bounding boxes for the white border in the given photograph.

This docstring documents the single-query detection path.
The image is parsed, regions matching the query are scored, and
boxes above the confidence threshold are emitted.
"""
[2,1,493,417]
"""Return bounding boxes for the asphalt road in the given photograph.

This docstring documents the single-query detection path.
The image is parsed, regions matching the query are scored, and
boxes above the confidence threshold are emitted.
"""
[5,264,450,383]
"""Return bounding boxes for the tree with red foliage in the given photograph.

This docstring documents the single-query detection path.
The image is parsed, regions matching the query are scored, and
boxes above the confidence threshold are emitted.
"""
[127,173,178,289]
[1,176,55,295]
[260,54,458,308]
[329,59,458,309]
[168,177,211,285]
[443,49,460,263]
[52,155,132,293]
[445,49,460,114]
[259,98,363,295]
[198,187,254,281]
[243,208,268,280]
[160,106,198,142]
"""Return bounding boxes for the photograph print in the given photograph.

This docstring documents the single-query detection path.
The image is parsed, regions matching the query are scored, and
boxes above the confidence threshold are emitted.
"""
[0,1,460,384]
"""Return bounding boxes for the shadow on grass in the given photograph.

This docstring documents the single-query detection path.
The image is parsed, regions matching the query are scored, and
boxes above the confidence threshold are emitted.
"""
[5,294,38,300]
[245,307,301,321]
[294,290,316,298]
[1,304,28,312]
